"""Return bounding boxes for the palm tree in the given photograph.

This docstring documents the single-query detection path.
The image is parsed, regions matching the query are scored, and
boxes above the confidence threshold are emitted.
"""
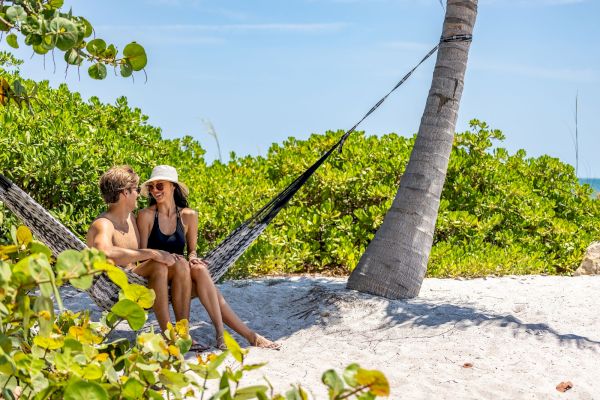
[347,0,478,299]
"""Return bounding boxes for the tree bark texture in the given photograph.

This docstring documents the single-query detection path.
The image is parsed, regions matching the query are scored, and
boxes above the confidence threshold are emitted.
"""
[347,0,478,299]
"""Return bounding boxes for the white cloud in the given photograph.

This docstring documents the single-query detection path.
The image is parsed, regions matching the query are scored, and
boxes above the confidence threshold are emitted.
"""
[205,8,250,22]
[145,36,225,45]
[144,2,250,21]
[98,22,348,34]
[472,62,598,82]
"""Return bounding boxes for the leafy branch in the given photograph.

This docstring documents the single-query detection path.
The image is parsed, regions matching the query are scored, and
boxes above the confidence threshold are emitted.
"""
[0,0,147,80]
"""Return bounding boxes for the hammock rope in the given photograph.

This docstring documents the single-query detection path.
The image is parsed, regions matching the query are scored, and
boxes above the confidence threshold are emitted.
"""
[202,34,472,280]
[0,34,472,311]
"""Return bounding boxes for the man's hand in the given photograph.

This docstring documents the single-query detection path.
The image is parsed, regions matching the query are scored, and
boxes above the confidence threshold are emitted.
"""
[151,250,178,266]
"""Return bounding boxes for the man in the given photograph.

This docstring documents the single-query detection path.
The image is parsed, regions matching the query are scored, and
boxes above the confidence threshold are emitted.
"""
[86,165,191,332]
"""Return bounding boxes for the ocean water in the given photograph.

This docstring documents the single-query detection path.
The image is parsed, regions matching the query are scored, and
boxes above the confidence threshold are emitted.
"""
[579,178,600,194]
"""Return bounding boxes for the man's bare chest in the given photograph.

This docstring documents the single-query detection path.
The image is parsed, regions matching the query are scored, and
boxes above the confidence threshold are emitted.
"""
[111,220,140,250]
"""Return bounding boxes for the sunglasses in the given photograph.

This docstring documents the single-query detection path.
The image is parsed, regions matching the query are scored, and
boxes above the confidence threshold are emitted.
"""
[147,182,167,192]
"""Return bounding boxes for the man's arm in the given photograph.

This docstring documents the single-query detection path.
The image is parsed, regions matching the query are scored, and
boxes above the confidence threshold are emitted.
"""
[86,218,175,266]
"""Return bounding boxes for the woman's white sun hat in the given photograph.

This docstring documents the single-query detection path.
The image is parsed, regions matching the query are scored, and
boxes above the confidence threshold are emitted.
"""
[141,165,189,197]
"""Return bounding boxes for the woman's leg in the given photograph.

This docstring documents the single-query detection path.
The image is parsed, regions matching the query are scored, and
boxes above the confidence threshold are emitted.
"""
[167,258,192,322]
[215,289,279,349]
[190,264,280,349]
[190,264,225,345]
[131,260,170,331]
[215,290,254,342]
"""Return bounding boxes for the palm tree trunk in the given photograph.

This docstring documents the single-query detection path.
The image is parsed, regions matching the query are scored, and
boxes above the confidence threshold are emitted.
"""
[347,0,478,299]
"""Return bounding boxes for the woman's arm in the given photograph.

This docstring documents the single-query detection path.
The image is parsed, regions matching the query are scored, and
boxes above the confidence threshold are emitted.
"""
[137,208,153,249]
[182,208,201,263]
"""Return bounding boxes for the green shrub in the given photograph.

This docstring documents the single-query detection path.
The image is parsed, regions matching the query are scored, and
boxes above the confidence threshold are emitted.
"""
[2,56,599,278]
[0,52,206,241]
[431,120,600,276]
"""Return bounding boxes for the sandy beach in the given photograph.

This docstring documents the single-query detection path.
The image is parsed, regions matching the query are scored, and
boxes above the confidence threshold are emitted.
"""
[61,275,600,399]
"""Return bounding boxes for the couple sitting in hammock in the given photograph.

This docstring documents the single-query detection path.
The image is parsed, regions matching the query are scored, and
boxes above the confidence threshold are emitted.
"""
[86,165,279,351]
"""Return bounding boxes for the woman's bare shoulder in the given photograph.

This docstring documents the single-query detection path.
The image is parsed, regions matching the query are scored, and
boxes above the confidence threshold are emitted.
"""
[180,207,197,216]
[180,207,198,222]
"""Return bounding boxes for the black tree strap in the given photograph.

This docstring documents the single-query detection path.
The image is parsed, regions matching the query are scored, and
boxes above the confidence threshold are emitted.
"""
[441,34,473,43]
[338,34,472,150]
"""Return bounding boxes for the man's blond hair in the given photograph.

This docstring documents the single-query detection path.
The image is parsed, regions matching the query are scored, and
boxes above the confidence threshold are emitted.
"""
[99,165,139,204]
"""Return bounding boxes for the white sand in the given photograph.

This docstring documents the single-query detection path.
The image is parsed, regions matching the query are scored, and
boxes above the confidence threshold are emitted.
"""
[62,275,600,399]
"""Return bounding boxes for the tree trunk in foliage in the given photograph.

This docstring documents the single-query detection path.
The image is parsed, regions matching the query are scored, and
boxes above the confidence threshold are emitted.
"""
[347,0,478,299]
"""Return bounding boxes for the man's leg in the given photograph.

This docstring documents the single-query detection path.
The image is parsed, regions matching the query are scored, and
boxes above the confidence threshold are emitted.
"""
[131,260,170,331]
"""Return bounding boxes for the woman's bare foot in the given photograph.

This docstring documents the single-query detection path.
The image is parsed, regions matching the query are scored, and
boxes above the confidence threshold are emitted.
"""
[250,333,281,350]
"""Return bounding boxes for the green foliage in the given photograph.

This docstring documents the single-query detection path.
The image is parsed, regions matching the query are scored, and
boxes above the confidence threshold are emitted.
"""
[0,226,389,399]
[189,120,600,278]
[1,59,599,278]
[200,131,409,278]
[430,119,600,276]
[0,59,206,241]
[0,1,146,81]
[322,363,390,399]
[0,226,192,399]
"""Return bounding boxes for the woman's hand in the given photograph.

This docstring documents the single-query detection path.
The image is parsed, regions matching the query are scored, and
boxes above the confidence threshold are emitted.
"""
[189,256,207,268]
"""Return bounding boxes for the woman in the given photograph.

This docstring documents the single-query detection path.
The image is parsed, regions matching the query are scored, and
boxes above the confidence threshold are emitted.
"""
[137,165,280,350]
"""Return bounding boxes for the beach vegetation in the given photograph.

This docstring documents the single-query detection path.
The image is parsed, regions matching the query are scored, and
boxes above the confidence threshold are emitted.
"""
[1,56,599,278]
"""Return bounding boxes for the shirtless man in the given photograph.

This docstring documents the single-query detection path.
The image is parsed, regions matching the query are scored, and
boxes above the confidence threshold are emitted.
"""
[86,165,191,332]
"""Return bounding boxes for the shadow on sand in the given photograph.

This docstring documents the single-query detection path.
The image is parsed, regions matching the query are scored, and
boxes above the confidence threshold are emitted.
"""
[59,277,599,351]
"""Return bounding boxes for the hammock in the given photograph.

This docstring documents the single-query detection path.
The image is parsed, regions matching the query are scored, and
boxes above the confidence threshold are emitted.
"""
[0,35,470,311]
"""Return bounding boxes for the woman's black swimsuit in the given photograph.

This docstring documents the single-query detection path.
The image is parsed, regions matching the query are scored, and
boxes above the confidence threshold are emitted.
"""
[147,208,186,256]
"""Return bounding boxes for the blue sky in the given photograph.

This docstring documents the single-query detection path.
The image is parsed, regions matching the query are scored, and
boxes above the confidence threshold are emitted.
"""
[3,0,599,176]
